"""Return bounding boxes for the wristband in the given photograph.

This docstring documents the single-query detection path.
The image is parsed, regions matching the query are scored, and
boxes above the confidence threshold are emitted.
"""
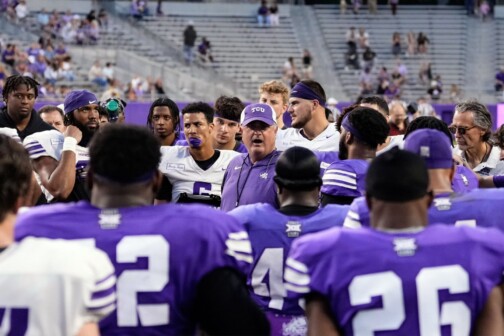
[493,175,504,188]
[62,137,78,154]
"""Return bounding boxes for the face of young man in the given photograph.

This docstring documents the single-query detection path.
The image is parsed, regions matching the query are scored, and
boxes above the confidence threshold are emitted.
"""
[259,92,287,123]
[72,104,100,133]
[152,106,176,140]
[183,112,214,149]
[5,84,36,121]
[212,117,239,147]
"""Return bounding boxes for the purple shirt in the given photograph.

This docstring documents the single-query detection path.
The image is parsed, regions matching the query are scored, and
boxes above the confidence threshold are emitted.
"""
[452,165,478,193]
[221,150,281,212]
[15,201,252,335]
[286,225,504,335]
[346,188,504,230]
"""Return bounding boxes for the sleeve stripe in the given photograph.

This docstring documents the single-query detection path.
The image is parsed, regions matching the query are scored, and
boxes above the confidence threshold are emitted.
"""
[87,303,116,317]
[228,231,249,240]
[325,169,356,178]
[226,249,253,263]
[323,181,358,190]
[286,257,308,273]
[343,217,362,228]
[92,286,116,300]
[225,239,252,254]
[25,144,43,151]
[284,267,310,286]
[28,149,47,156]
[88,292,116,309]
[323,174,357,185]
[285,282,310,294]
[24,141,39,147]
[95,273,116,286]
[347,210,359,221]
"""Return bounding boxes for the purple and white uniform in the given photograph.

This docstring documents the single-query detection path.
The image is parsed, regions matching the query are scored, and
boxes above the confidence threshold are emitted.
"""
[229,203,349,336]
[15,202,252,335]
[286,225,504,335]
[321,159,369,198]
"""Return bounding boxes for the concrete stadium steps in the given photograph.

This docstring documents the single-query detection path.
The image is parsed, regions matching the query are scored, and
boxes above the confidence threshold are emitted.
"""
[313,5,468,102]
[138,15,303,99]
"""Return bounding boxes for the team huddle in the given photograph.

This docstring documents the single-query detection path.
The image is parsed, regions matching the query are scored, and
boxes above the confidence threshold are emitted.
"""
[1,74,504,335]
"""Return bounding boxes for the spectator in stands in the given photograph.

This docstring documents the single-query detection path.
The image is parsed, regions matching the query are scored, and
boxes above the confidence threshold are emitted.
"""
[340,0,348,14]
[2,44,16,67]
[480,0,490,21]
[54,43,69,61]
[428,75,443,101]
[257,0,269,27]
[384,82,400,101]
[495,66,504,92]
[449,84,462,103]
[393,59,408,86]
[282,57,296,84]
[418,61,432,85]
[198,37,214,64]
[154,78,166,97]
[87,9,97,23]
[44,62,59,85]
[269,1,279,26]
[388,100,408,135]
[88,60,108,88]
[37,8,50,26]
[102,62,115,83]
[352,0,361,14]
[345,26,356,44]
[130,0,144,20]
[362,46,376,70]
[156,0,164,16]
[359,67,374,96]
[406,31,417,56]
[98,9,108,29]
[301,49,313,80]
[390,0,399,15]
[258,80,290,129]
[59,55,75,81]
[417,32,430,54]
[368,0,377,14]
[30,54,47,81]
[15,0,28,21]
[39,105,66,133]
[377,77,389,95]
[391,32,402,57]
[62,9,73,24]
[183,21,197,65]
[326,97,341,120]
[451,100,504,175]
[357,27,369,49]
[345,41,360,70]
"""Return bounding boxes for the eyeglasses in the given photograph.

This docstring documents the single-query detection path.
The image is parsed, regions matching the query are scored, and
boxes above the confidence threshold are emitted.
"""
[448,125,477,135]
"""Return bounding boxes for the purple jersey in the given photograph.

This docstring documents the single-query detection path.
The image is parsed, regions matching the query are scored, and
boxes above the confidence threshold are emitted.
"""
[452,165,478,194]
[15,202,252,335]
[221,151,280,211]
[346,188,504,230]
[286,225,504,335]
[321,159,369,198]
[229,203,349,336]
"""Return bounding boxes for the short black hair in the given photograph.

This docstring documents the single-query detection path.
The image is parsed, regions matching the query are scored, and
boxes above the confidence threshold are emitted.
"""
[0,135,32,222]
[147,97,180,132]
[3,75,39,100]
[89,124,161,184]
[366,148,429,202]
[274,146,322,191]
[38,105,64,118]
[358,95,390,116]
[336,103,359,132]
[214,96,244,123]
[404,116,453,147]
[342,107,390,149]
[182,102,214,124]
[299,80,326,103]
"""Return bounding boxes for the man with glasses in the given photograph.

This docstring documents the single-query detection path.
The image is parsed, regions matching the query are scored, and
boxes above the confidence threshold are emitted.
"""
[0,75,53,141]
[23,90,100,202]
[450,100,504,176]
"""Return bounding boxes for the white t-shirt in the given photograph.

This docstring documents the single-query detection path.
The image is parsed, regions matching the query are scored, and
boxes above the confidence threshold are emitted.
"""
[159,146,240,202]
[276,123,340,152]
[376,135,404,156]
[0,127,21,143]
[0,237,115,335]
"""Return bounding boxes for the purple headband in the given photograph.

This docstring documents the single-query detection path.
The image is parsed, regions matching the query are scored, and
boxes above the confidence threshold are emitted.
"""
[342,114,366,141]
[290,82,326,106]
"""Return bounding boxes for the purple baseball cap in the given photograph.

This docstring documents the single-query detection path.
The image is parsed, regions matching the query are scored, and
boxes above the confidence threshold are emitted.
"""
[240,103,277,126]
[403,129,453,169]
[63,90,98,114]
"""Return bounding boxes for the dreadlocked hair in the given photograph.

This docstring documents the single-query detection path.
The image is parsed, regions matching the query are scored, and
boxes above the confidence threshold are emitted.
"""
[3,75,39,100]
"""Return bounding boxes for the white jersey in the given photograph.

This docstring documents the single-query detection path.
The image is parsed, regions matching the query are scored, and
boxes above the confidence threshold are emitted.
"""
[0,127,21,143]
[0,237,116,335]
[275,123,340,152]
[159,146,240,202]
[23,130,89,202]
[376,135,404,156]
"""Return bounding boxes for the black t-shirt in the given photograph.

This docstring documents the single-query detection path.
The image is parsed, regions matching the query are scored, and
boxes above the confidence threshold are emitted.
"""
[0,107,54,140]
[279,204,319,216]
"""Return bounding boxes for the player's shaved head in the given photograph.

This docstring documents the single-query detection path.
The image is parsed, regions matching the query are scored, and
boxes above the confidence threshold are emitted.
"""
[274,146,322,192]
[0,135,32,221]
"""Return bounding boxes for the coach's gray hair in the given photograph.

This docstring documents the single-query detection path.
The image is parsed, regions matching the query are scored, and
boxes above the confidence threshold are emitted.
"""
[455,100,492,142]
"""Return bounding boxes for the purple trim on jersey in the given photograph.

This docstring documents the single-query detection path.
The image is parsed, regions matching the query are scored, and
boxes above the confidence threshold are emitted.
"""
[452,165,478,193]
[91,286,116,300]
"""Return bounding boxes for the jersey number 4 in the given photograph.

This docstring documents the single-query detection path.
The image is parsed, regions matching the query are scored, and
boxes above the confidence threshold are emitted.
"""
[349,265,470,335]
